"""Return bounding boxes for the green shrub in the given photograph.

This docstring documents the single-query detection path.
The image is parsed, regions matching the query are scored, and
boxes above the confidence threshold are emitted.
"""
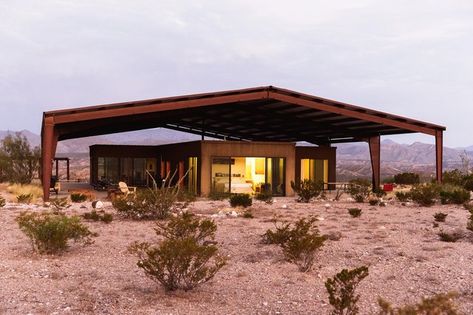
[229,193,252,208]
[0,196,5,207]
[433,212,448,222]
[348,208,362,218]
[394,172,420,185]
[82,210,113,223]
[438,231,462,242]
[325,266,369,315]
[347,179,371,203]
[16,212,93,254]
[129,213,226,291]
[463,174,473,191]
[0,133,40,184]
[255,192,273,204]
[439,185,470,204]
[208,191,230,201]
[410,183,440,207]
[373,189,387,198]
[395,191,411,202]
[290,179,324,203]
[49,197,69,213]
[70,193,88,203]
[16,193,33,204]
[378,292,459,315]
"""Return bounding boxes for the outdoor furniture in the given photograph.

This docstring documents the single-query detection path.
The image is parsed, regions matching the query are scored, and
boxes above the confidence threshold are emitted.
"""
[49,176,60,195]
[118,181,137,197]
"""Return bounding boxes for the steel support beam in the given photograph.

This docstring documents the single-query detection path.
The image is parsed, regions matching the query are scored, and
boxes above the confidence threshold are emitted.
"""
[41,117,58,202]
[435,130,443,183]
[368,135,381,191]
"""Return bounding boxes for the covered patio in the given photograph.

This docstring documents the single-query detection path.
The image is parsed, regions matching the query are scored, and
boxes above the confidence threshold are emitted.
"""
[41,86,446,201]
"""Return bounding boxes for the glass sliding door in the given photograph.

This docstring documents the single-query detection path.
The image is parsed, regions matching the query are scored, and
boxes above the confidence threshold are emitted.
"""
[133,158,146,186]
[300,159,328,188]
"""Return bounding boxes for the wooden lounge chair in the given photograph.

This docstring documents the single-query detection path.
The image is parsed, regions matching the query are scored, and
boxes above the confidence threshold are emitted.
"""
[49,176,60,195]
[118,181,136,197]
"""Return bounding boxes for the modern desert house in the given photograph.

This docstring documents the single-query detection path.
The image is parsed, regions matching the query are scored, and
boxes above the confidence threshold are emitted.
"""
[41,86,446,200]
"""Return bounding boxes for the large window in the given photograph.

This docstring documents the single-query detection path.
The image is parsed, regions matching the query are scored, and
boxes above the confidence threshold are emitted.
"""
[187,157,198,194]
[211,156,285,196]
[96,157,152,186]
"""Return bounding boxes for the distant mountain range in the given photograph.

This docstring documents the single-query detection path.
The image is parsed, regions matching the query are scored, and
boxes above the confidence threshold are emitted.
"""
[1,129,472,179]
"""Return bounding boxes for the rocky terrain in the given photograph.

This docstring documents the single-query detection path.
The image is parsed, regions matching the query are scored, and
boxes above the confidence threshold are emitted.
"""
[0,189,472,314]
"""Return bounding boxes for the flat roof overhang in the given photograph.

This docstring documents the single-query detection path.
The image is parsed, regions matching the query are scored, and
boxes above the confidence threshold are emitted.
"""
[40,85,446,200]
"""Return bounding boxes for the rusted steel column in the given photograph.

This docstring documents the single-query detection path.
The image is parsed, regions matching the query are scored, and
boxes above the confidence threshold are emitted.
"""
[435,130,443,183]
[368,135,381,191]
[66,159,70,180]
[41,118,58,201]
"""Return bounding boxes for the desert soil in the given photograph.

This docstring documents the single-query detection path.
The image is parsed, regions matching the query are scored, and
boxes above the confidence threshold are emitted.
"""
[1,192,472,314]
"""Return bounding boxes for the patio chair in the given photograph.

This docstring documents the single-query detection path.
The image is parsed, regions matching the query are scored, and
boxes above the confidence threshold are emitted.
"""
[49,176,60,195]
[118,181,137,197]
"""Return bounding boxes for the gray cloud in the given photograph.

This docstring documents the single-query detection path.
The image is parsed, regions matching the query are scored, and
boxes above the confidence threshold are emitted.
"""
[0,0,472,146]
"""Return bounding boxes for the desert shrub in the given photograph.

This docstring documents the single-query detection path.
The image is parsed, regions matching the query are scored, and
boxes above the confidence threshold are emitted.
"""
[16,211,93,254]
[255,192,273,204]
[410,183,440,207]
[262,220,292,245]
[325,266,369,315]
[242,209,254,218]
[439,185,470,205]
[395,191,411,202]
[0,196,5,207]
[82,210,113,223]
[438,231,463,242]
[49,197,69,213]
[208,191,230,201]
[229,193,252,208]
[394,172,420,185]
[348,208,362,218]
[442,169,464,187]
[290,179,324,203]
[282,217,326,272]
[368,198,379,206]
[373,188,387,198]
[347,179,371,203]
[433,212,448,222]
[129,213,226,291]
[16,193,33,204]
[382,176,395,184]
[113,188,181,220]
[70,193,88,203]
[378,292,459,315]
[0,133,40,184]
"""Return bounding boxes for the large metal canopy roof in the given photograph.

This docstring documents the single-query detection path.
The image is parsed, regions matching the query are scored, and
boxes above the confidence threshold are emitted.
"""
[42,86,445,145]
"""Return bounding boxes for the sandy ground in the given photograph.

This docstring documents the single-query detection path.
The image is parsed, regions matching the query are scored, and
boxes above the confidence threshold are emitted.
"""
[1,192,472,314]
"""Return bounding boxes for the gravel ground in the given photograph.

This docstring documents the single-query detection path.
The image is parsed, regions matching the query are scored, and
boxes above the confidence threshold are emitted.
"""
[1,193,472,314]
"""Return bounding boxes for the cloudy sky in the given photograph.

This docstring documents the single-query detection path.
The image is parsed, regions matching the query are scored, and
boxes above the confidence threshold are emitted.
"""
[1,0,472,147]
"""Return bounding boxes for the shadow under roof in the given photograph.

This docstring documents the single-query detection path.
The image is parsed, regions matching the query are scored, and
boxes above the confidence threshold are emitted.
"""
[42,85,445,145]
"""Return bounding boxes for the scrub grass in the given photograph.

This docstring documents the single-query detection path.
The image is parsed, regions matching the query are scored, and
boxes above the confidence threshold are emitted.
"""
[7,184,43,202]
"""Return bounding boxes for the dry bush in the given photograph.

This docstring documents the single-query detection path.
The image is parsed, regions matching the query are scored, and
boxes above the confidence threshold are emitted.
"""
[82,210,113,223]
[439,185,470,205]
[16,193,33,204]
[49,197,69,213]
[438,231,463,243]
[16,211,94,254]
[7,184,42,200]
[378,292,459,315]
[347,179,371,203]
[70,193,88,203]
[129,213,226,291]
[0,195,5,207]
[410,183,440,207]
[325,266,369,315]
[395,191,411,202]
